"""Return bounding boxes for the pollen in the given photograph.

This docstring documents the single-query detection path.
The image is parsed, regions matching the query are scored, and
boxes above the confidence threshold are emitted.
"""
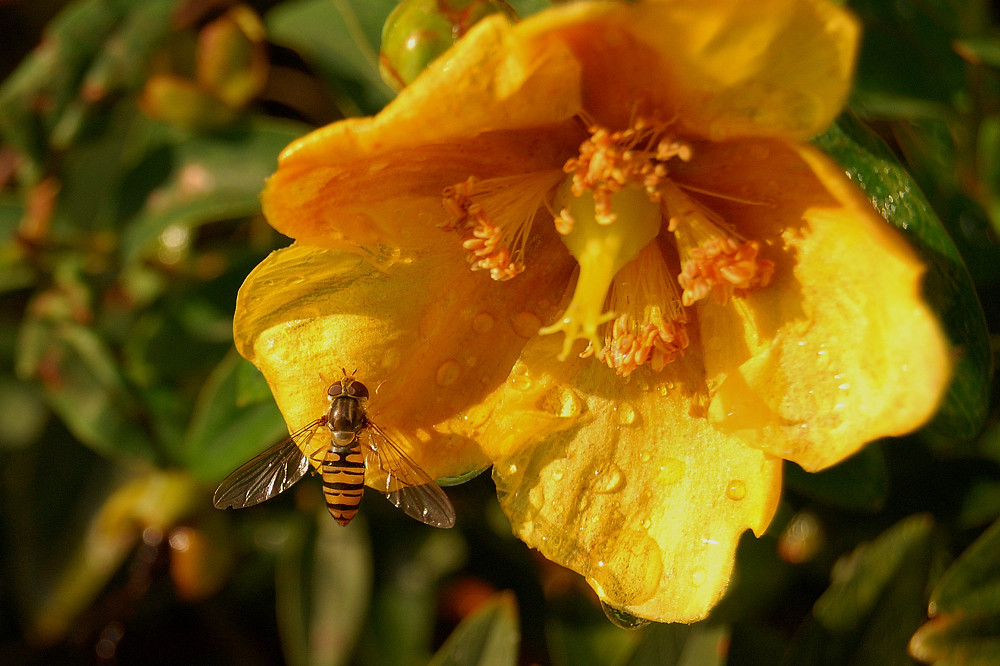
[442,170,564,281]
[662,182,774,306]
[562,118,691,229]
[597,242,689,377]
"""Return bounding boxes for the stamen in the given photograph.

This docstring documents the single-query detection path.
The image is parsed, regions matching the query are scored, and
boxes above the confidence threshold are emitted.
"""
[562,118,691,228]
[662,182,774,306]
[442,170,564,280]
[598,242,689,376]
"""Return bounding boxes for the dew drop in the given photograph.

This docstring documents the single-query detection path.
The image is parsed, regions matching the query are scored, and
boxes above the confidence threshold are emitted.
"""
[615,403,637,426]
[641,518,652,530]
[600,601,651,630]
[726,479,747,501]
[511,311,542,338]
[435,359,461,386]
[592,463,624,494]
[546,459,567,482]
[691,566,707,587]
[539,386,582,419]
[286,275,305,286]
[471,312,495,333]
[587,528,662,605]
[638,451,652,463]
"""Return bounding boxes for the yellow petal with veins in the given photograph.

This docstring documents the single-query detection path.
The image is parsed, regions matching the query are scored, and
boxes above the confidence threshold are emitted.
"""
[233,239,572,482]
[669,139,949,471]
[474,331,781,623]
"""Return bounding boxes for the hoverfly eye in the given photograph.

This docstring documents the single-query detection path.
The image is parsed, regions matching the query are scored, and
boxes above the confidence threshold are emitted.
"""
[328,381,344,397]
[347,380,369,399]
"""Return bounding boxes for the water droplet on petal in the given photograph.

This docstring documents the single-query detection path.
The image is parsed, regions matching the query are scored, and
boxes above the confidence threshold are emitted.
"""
[472,312,495,333]
[435,359,461,386]
[641,518,652,530]
[600,601,651,630]
[691,566,707,587]
[726,479,747,501]
[615,403,637,426]
[587,528,662,605]
[592,463,624,494]
[539,386,582,418]
[638,451,651,463]
[511,311,542,338]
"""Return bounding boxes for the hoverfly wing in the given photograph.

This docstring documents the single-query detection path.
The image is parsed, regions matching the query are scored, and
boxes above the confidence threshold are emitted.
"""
[363,422,456,528]
[213,418,324,510]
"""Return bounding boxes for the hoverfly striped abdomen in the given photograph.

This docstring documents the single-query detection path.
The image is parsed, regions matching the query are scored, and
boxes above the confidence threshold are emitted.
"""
[213,370,455,528]
[322,375,370,525]
[322,446,366,525]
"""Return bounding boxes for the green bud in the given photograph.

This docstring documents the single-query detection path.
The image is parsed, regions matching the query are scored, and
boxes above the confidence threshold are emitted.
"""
[379,0,517,91]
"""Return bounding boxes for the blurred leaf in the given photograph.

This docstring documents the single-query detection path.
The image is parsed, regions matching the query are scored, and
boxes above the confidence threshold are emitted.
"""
[929,517,1000,618]
[364,528,468,666]
[813,112,991,444]
[957,480,1000,530]
[276,510,373,666]
[548,617,635,666]
[0,0,175,180]
[784,442,887,512]
[619,623,690,666]
[848,0,969,118]
[428,591,520,666]
[975,113,1000,235]
[953,35,1000,68]
[909,614,1000,665]
[17,312,157,462]
[28,470,199,644]
[266,0,397,116]
[179,349,288,482]
[0,376,48,449]
[120,116,306,264]
[236,348,278,406]
[783,515,936,666]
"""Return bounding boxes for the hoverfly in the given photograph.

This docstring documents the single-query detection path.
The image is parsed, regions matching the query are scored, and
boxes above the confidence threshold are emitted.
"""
[213,371,455,528]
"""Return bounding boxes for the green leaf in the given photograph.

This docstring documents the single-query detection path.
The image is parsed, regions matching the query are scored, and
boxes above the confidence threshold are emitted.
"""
[813,112,991,443]
[17,314,156,463]
[266,0,397,116]
[954,35,1000,68]
[909,614,1000,665]
[848,0,969,118]
[276,510,373,666]
[179,350,288,482]
[929,517,1000,618]
[119,116,307,264]
[428,592,520,666]
[783,515,936,666]
[784,442,887,512]
[620,623,690,666]
[0,0,175,180]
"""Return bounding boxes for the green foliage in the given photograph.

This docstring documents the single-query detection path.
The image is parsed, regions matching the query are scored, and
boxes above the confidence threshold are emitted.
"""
[0,0,998,664]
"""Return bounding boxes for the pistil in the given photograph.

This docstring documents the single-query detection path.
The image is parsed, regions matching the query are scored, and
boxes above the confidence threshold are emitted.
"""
[539,176,662,360]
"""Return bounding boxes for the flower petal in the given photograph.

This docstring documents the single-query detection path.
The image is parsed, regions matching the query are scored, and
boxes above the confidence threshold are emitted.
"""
[476,331,781,623]
[518,0,858,139]
[233,239,572,481]
[671,139,950,471]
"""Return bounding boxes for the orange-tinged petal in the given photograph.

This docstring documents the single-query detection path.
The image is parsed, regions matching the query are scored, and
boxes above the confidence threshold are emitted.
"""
[263,125,582,251]
[472,332,781,623]
[670,140,950,471]
[233,238,573,482]
[262,0,858,251]
[517,0,858,139]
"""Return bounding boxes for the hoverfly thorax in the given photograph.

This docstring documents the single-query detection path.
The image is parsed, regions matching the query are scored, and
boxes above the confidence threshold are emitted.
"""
[326,377,370,446]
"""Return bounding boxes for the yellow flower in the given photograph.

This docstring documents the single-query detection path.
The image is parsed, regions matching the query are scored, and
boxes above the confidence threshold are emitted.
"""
[235,0,950,622]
